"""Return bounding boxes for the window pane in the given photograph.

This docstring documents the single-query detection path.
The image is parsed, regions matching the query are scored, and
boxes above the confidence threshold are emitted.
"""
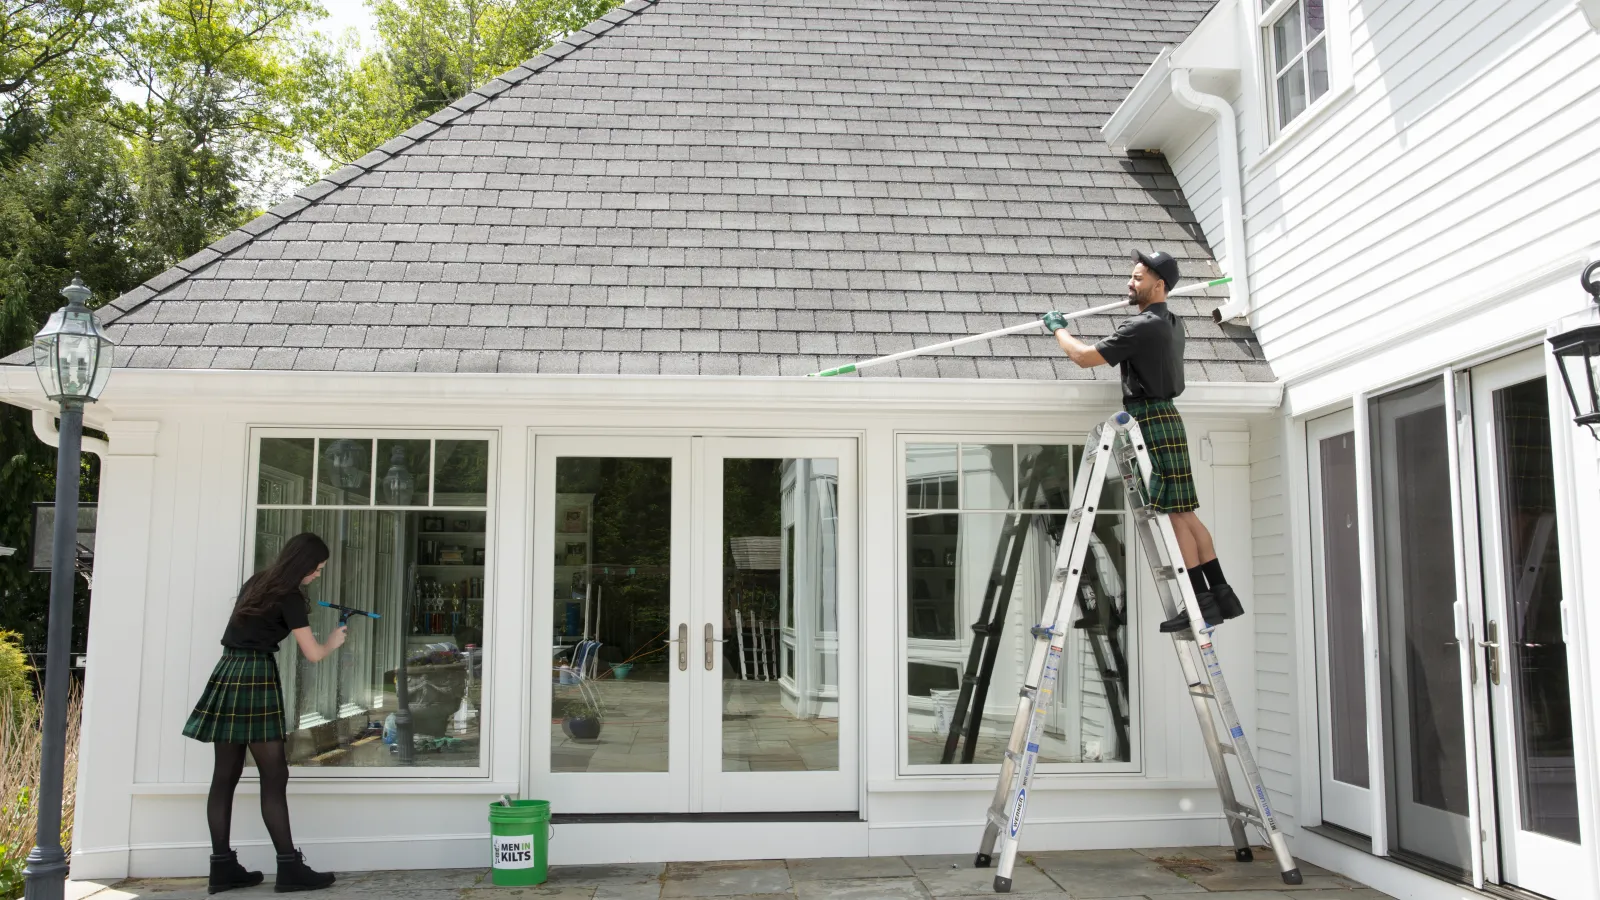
[1018,444,1074,510]
[257,509,485,769]
[1318,431,1368,789]
[1306,0,1326,37]
[435,440,489,506]
[962,444,1016,510]
[908,514,959,640]
[723,458,839,773]
[376,439,430,506]
[316,438,372,506]
[550,457,671,774]
[1493,379,1577,843]
[1272,2,1304,71]
[1278,59,1308,128]
[1370,379,1471,870]
[907,444,958,510]
[905,512,1131,767]
[1308,37,1330,102]
[258,438,314,505]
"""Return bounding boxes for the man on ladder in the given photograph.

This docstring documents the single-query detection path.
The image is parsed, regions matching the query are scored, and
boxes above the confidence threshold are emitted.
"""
[1042,250,1244,633]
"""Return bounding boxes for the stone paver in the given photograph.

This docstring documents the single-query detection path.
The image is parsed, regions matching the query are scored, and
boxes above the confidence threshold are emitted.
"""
[77,848,1392,899]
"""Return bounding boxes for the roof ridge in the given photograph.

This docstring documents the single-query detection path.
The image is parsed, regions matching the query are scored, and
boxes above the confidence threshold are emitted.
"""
[96,0,664,328]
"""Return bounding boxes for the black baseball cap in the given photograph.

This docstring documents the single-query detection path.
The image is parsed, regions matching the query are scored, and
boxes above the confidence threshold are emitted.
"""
[1132,250,1180,293]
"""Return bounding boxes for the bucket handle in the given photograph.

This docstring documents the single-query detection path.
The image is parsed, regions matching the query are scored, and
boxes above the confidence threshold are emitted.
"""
[549,822,556,840]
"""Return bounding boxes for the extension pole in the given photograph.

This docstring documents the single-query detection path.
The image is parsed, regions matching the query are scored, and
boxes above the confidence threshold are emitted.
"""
[806,277,1231,377]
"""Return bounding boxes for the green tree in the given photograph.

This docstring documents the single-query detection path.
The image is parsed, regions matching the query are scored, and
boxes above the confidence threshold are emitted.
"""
[314,0,620,165]
[0,119,141,652]
[1,0,125,165]
[109,0,339,245]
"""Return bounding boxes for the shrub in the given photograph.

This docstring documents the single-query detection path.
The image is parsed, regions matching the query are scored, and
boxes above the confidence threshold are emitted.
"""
[0,633,31,715]
[0,684,82,900]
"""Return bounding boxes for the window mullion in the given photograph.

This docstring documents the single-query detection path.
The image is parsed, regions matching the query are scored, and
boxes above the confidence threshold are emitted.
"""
[1260,0,1297,27]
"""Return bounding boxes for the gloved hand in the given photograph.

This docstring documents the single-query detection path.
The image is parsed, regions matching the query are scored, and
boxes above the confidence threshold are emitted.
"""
[1042,310,1068,333]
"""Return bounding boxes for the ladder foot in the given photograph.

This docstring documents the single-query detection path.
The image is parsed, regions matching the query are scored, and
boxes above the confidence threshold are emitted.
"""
[994,875,1013,893]
[1234,847,1253,863]
[974,853,991,869]
[1281,869,1303,886]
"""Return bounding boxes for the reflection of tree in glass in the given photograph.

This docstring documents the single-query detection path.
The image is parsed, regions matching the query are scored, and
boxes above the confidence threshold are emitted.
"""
[435,441,489,495]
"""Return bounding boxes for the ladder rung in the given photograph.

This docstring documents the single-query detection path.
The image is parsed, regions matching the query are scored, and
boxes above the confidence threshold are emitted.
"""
[1054,567,1078,581]
[1151,565,1176,580]
[1189,687,1214,699]
[1225,809,1265,829]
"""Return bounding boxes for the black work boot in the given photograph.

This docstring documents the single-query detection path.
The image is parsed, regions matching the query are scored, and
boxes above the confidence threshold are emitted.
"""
[1211,583,1246,620]
[208,850,263,893]
[275,849,336,893]
[1159,590,1225,633]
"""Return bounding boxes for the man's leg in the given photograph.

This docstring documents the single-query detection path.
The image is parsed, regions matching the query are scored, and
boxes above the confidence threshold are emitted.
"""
[1171,512,1216,565]
[1172,512,1242,619]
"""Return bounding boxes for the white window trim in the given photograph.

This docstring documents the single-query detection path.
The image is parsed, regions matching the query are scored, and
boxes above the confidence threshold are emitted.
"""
[243,426,499,781]
[1250,0,1354,162]
[894,432,1143,779]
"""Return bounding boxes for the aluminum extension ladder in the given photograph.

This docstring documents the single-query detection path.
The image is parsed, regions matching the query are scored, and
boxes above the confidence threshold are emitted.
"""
[974,411,1302,893]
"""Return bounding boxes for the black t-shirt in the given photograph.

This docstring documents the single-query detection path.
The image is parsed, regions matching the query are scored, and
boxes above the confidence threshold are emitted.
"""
[1094,302,1186,402]
[220,587,311,652]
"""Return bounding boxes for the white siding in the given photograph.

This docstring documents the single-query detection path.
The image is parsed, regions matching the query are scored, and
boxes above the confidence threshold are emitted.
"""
[1250,414,1297,829]
[1243,0,1600,379]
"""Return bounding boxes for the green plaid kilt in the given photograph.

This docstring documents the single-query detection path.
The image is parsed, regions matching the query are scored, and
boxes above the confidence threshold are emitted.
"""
[183,648,286,744]
[1125,398,1200,514]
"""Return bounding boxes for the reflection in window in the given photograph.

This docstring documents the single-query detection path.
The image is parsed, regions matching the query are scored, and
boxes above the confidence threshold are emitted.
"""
[905,442,1132,768]
[252,435,491,769]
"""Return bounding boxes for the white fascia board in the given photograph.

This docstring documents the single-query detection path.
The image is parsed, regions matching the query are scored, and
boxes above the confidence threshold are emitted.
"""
[0,367,1284,419]
[1102,0,1243,155]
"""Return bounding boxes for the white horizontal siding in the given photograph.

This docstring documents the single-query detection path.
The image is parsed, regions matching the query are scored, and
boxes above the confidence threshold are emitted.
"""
[1250,416,1297,828]
[1241,0,1600,379]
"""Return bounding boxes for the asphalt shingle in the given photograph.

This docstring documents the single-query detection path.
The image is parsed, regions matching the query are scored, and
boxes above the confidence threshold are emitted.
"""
[72,0,1264,380]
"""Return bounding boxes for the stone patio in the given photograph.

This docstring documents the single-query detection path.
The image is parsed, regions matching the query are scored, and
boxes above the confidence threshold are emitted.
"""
[71,847,1390,899]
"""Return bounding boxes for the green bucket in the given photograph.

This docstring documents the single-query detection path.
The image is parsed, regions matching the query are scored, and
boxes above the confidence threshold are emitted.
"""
[488,799,552,886]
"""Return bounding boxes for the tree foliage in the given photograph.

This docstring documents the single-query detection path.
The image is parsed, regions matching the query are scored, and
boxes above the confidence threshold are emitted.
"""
[314,0,620,165]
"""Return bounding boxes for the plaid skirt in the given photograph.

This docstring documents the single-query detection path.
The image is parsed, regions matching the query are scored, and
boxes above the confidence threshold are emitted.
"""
[1125,398,1200,514]
[183,648,286,744]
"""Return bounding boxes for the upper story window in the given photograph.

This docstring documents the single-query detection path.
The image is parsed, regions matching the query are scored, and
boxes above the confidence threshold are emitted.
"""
[1263,0,1330,131]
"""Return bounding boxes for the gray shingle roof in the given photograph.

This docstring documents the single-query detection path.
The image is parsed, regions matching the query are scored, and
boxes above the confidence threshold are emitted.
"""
[78,0,1270,381]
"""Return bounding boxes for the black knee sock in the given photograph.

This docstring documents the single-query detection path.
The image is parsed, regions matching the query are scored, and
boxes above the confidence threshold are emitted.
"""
[1200,558,1227,588]
[1187,569,1209,596]
[207,743,248,855]
[250,740,295,855]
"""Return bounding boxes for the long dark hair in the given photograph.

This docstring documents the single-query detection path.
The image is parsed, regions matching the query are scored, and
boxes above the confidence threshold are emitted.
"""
[234,533,329,620]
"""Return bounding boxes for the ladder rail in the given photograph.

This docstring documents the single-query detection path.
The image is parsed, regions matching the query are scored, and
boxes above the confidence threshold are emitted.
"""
[975,412,1303,893]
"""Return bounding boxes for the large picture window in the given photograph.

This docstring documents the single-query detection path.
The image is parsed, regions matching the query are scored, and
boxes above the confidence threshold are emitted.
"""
[903,440,1135,772]
[251,433,492,769]
[1262,0,1329,132]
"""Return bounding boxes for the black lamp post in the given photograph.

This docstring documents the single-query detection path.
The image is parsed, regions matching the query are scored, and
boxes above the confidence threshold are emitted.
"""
[1549,261,1600,438]
[24,275,114,900]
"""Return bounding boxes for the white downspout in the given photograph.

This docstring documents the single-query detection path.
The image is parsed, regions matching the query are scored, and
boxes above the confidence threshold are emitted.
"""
[1170,67,1252,325]
[33,408,110,459]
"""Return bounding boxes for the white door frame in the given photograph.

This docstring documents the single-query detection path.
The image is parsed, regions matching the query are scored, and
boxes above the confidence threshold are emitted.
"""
[1306,409,1373,835]
[1468,349,1587,900]
[530,436,694,813]
[696,437,860,812]
[1369,377,1476,870]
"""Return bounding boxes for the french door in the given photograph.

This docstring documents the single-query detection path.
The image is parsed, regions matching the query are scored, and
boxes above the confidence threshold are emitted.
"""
[531,435,858,814]
[1306,410,1372,835]
[1308,351,1586,899]
[1467,350,1583,900]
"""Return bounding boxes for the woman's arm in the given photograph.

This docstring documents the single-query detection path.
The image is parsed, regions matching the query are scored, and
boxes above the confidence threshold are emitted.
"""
[292,625,347,663]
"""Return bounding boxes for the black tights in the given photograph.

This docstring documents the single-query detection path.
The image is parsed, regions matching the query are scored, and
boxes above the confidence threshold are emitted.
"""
[208,741,294,856]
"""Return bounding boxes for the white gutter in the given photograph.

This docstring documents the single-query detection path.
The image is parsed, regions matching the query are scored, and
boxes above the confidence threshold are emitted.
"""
[1169,67,1252,325]
[33,408,109,459]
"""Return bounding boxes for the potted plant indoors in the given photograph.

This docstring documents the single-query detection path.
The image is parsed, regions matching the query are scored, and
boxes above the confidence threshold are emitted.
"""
[560,676,604,742]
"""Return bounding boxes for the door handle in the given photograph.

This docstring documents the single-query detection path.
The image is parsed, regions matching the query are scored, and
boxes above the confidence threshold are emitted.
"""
[704,623,726,671]
[1477,620,1501,686]
[667,623,688,671]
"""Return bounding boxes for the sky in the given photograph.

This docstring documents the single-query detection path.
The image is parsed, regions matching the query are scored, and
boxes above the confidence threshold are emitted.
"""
[316,1,379,53]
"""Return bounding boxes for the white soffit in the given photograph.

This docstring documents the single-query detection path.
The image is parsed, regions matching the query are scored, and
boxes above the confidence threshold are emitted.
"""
[1101,0,1244,155]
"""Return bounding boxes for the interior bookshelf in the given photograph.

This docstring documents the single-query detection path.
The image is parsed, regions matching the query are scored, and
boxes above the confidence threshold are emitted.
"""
[413,509,487,640]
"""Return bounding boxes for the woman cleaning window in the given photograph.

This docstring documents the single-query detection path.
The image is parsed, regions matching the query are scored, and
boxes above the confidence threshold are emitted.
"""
[182,532,345,893]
